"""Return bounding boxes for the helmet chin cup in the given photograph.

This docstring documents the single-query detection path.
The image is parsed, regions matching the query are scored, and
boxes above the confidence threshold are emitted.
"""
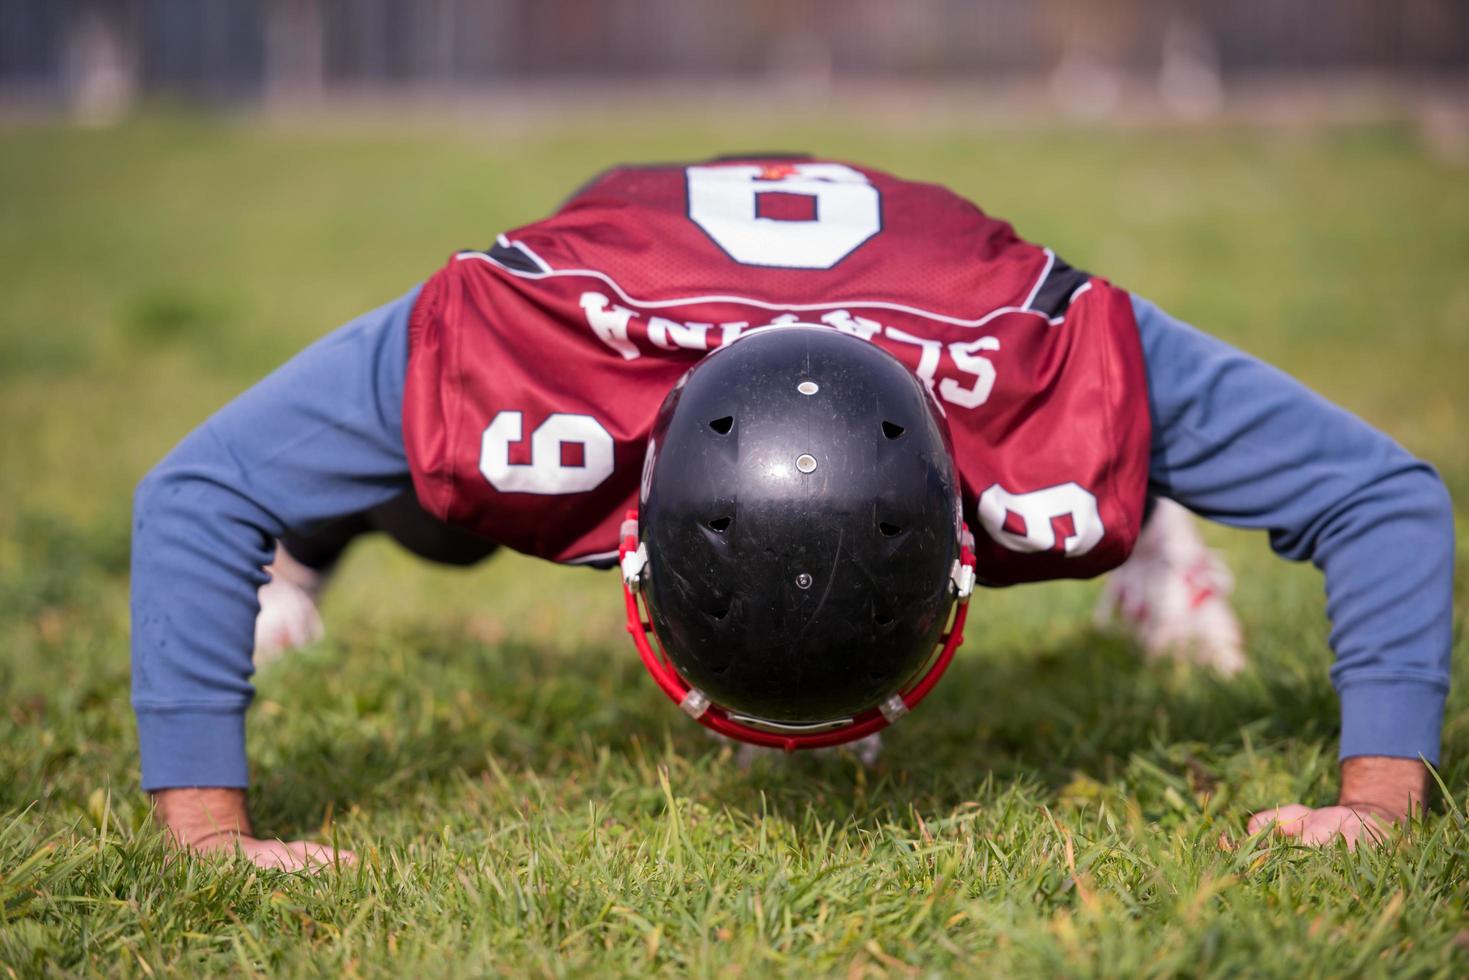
[619,510,976,752]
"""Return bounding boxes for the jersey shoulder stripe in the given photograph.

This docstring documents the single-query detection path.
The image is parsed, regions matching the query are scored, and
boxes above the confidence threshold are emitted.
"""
[457,245,1091,330]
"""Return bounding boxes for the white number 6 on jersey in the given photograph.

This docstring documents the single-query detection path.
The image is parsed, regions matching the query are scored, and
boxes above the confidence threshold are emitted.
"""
[977,482,1104,557]
[686,163,880,269]
[480,412,615,494]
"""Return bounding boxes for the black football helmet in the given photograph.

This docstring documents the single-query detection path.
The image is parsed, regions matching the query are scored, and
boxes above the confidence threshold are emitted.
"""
[619,324,976,750]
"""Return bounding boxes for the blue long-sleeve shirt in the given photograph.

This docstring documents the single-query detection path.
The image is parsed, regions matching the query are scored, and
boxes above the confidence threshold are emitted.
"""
[130,291,1455,790]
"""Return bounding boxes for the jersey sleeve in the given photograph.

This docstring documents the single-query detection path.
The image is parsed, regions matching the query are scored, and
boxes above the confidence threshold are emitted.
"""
[401,257,655,565]
[1135,296,1454,764]
[958,277,1152,585]
[131,289,418,790]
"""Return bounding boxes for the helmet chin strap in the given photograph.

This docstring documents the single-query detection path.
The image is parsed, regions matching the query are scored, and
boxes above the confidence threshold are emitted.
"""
[618,509,977,753]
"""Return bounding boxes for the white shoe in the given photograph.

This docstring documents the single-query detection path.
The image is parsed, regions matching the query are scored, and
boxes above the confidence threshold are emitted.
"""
[253,543,327,664]
[1094,499,1246,675]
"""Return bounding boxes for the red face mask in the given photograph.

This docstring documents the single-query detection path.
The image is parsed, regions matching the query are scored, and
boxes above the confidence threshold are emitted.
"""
[618,509,977,752]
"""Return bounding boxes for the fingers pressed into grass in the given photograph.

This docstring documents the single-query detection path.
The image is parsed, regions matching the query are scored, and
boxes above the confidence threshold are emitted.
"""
[195,835,358,873]
[1246,804,1314,838]
[1245,803,1391,851]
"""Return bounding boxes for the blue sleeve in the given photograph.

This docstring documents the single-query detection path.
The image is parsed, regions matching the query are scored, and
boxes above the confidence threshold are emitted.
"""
[1134,296,1454,765]
[131,288,419,790]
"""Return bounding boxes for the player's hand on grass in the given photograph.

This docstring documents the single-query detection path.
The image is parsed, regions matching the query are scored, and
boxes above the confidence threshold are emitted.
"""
[205,835,356,872]
[1243,756,1426,851]
[152,787,356,872]
[1245,803,1391,850]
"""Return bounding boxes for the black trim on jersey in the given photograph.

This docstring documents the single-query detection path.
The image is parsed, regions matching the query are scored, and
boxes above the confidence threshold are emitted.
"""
[486,241,543,273]
[571,554,620,571]
[1028,255,1091,319]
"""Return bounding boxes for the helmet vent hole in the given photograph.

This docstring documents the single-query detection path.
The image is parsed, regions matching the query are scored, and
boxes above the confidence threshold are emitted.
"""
[706,516,732,533]
[874,611,895,626]
[879,522,903,537]
[706,605,730,622]
[881,421,905,440]
[709,416,734,435]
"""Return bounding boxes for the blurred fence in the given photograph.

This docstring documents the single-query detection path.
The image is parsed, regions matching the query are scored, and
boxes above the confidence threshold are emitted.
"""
[2,0,1466,117]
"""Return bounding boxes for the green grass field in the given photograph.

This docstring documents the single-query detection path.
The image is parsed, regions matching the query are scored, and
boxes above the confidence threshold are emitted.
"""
[0,111,1466,976]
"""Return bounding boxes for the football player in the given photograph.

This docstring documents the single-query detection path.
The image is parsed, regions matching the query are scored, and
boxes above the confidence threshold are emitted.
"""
[131,157,1453,870]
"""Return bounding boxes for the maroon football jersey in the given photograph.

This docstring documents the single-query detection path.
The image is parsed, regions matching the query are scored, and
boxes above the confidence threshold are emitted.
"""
[403,158,1151,584]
